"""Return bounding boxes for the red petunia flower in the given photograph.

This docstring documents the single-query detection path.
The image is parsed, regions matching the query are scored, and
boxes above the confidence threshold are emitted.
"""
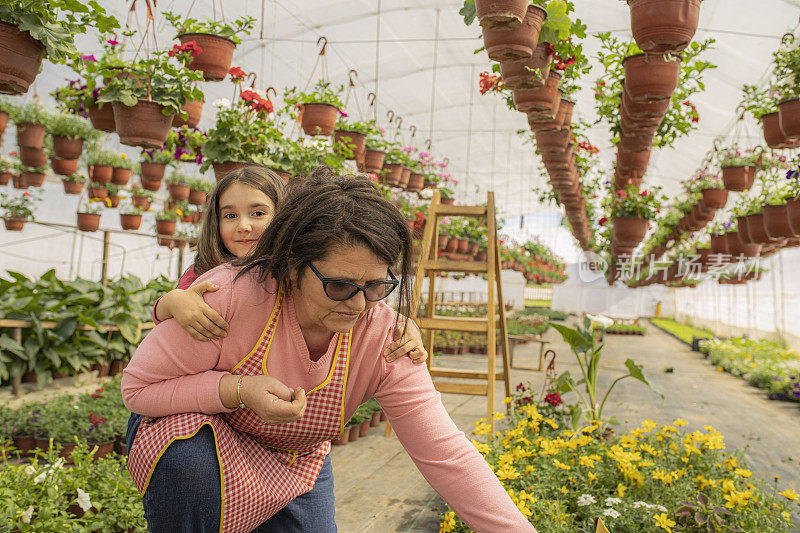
[544,392,562,407]
[598,217,608,226]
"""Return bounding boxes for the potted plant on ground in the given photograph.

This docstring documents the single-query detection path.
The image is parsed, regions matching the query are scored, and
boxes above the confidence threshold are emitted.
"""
[119,204,144,231]
[0,1,118,94]
[61,173,87,195]
[76,201,102,232]
[156,209,180,236]
[284,81,346,136]
[166,172,191,201]
[188,177,213,205]
[0,190,36,230]
[163,12,256,82]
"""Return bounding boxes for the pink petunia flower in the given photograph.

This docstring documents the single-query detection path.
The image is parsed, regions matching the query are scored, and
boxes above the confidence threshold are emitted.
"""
[80,54,97,62]
[107,39,119,46]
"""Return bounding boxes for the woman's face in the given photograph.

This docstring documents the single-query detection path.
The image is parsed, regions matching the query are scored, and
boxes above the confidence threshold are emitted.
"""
[291,243,391,334]
[218,182,276,258]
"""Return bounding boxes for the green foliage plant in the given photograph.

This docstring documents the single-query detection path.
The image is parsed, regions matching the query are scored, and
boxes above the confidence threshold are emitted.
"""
[163,11,256,44]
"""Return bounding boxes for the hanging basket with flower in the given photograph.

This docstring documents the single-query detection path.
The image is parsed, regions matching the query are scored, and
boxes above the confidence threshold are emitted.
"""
[284,81,346,137]
[0,189,37,230]
[76,200,103,232]
[608,185,662,247]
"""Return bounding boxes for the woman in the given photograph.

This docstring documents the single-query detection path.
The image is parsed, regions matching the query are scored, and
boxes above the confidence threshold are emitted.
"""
[122,166,536,532]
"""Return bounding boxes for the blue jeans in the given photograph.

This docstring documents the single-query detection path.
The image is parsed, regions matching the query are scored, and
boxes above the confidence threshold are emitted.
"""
[126,413,337,532]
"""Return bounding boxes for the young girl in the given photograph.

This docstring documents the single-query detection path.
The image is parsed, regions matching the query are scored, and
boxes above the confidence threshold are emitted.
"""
[152,166,426,362]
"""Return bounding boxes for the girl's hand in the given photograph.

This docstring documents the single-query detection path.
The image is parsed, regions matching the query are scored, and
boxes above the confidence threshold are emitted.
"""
[240,375,306,424]
[385,316,428,364]
[168,283,230,341]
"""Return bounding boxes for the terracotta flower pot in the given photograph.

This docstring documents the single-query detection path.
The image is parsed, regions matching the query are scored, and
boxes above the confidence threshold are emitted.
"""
[0,110,6,136]
[3,217,26,231]
[778,98,800,140]
[445,237,459,253]
[745,214,776,246]
[188,189,208,205]
[441,197,455,205]
[613,216,649,247]
[370,411,381,427]
[172,99,204,128]
[212,161,260,181]
[761,111,800,149]
[618,133,654,152]
[16,123,45,149]
[141,178,162,192]
[407,172,425,192]
[156,219,176,235]
[347,425,360,442]
[119,213,142,231]
[0,22,45,95]
[616,148,651,170]
[77,212,101,232]
[437,233,448,250]
[140,161,166,181]
[89,165,113,184]
[701,188,728,209]
[108,195,120,208]
[88,186,108,199]
[623,53,681,103]
[88,102,116,132]
[727,231,761,258]
[482,4,547,62]
[534,128,571,154]
[513,70,561,113]
[300,103,339,136]
[19,146,47,167]
[52,136,84,159]
[398,167,411,188]
[113,100,173,149]
[763,204,795,239]
[736,216,754,244]
[0,171,9,185]
[110,167,131,185]
[621,90,670,119]
[500,42,553,89]
[721,165,755,192]
[91,441,116,459]
[629,0,702,52]
[457,238,470,254]
[168,183,190,201]
[51,157,79,176]
[475,0,530,29]
[358,420,371,437]
[382,163,403,186]
[131,196,150,210]
[180,33,236,81]
[708,233,726,254]
[364,149,386,173]
[333,130,367,160]
[22,171,45,187]
[786,198,800,236]
[12,173,27,189]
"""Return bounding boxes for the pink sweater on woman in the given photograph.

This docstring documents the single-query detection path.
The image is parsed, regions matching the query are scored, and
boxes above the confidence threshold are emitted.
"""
[151,265,199,324]
[123,265,536,532]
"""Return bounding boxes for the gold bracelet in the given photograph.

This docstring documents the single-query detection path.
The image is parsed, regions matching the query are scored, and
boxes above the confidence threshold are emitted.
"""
[236,376,246,409]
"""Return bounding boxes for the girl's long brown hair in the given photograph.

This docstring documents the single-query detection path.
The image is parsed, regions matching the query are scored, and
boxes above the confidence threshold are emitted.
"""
[194,167,287,275]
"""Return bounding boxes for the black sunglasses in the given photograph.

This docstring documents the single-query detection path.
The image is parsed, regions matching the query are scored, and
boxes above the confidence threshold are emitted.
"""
[306,263,399,302]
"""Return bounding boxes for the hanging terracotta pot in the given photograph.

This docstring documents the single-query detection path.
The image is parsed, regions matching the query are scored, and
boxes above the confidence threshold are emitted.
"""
[499,42,552,89]
[0,171,10,185]
[512,71,561,113]
[736,216,754,244]
[12,173,27,189]
[614,169,643,190]
[3,217,26,231]
[88,185,108,199]
[141,162,166,181]
[156,219,177,236]
[616,147,651,170]
[623,53,681,103]
[534,127,571,154]
[109,196,120,207]
[120,213,143,231]
[482,4,547,62]
[0,22,45,95]
[475,0,530,30]
[62,179,84,195]
[743,214,770,245]
[77,212,101,232]
[382,163,403,186]
[89,165,113,184]
[701,188,728,209]
[613,216,649,246]
[167,183,190,202]
[51,157,79,176]
[763,204,795,239]
[621,90,670,120]
[629,0,702,52]
[111,167,131,185]
[721,165,754,192]
[113,101,173,149]
[692,203,714,223]
[761,111,800,149]
[364,150,385,173]
[709,233,727,254]
[172,100,204,128]
[179,34,236,81]
[618,133,654,152]
[440,197,455,205]
[777,98,800,140]
[19,146,46,167]
[406,172,425,192]
[397,167,411,188]
[727,232,761,258]
[212,161,261,181]
[131,195,150,210]
[333,130,367,159]
[188,189,208,205]
[0,110,7,137]
[786,198,800,236]
[16,123,45,149]
[300,103,339,136]
[88,102,116,133]
[22,170,45,187]
[620,115,659,136]
[51,136,84,160]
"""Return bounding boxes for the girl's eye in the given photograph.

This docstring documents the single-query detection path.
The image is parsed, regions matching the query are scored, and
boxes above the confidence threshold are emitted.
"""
[252,210,267,217]
[223,213,237,219]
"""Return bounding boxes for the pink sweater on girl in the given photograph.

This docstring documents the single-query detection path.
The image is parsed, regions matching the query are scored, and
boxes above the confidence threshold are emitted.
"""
[151,266,199,324]
[122,265,536,533]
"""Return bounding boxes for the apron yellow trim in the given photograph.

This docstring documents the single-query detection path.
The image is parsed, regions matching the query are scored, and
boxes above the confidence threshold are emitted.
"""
[231,287,283,374]
[337,332,353,440]
[140,422,226,533]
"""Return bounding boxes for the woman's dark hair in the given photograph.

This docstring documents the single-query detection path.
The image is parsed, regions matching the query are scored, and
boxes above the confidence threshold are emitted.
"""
[236,165,413,325]
[194,167,287,275]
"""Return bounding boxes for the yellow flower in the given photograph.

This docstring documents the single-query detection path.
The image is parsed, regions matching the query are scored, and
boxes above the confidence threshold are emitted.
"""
[473,422,492,436]
[641,419,657,432]
[723,490,752,508]
[587,472,597,482]
[502,396,512,404]
[493,412,505,420]
[559,485,568,494]
[779,489,799,502]
[617,483,626,498]
[471,439,490,455]
[473,417,487,426]
[721,479,736,493]
[716,366,725,372]
[579,454,601,469]
[783,511,792,522]
[553,459,571,470]
[545,418,559,429]
[176,208,184,217]
[724,456,738,470]
[734,468,752,478]
[104,197,112,207]
[673,418,688,427]
[439,511,456,533]
[653,513,676,532]
[120,153,128,159]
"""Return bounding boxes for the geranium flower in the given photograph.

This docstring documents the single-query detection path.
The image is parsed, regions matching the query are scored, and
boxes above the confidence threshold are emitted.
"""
[616,190,627,199]
[80,54,97,62]
[598,217,608,226]
[544,392,562,406]
[229,66,246,79]
[107,39,119,46]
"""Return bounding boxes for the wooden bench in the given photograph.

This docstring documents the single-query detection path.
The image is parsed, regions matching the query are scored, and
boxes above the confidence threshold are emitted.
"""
[508,334,550,371]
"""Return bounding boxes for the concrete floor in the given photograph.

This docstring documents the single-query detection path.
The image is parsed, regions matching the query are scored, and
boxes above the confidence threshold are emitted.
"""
[330,320,800,532]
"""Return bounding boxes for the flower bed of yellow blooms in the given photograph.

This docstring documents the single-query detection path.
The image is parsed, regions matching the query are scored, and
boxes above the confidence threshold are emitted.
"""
[439,392,799,532]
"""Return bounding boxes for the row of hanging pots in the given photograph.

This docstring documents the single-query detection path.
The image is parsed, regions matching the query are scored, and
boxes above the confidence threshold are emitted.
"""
[87,98,203,138]
[4,169,46,189]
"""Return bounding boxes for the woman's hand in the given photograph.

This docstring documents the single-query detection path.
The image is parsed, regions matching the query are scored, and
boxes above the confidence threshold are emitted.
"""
[240,375,307,424]
[160,283,230,341]
[385,315,428,364]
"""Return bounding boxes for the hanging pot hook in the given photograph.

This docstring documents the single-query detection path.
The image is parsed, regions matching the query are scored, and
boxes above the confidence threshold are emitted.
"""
[367,92,376,107]
[265,87,277,100]
[735,103,747,121]
[395,116,403,131]
[443,157,450,166]
[317,36,328,56]
[386,110,395,123]
[348,69,358,87]
[782,32,795,46]
[425,138,432,150]
[246,72,257,88]
[712,137,722,152]
[409,125,417,139]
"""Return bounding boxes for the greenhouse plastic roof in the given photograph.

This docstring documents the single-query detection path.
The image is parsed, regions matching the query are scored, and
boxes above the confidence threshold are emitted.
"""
[18,0,798,219]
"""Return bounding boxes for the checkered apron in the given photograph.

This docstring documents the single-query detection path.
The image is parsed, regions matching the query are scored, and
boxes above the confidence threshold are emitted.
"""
[128,290,352,533]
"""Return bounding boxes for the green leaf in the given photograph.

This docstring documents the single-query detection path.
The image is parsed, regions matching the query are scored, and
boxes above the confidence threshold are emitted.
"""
[118,321,140,344]
[459,2,476,26]
[606,415,620,426]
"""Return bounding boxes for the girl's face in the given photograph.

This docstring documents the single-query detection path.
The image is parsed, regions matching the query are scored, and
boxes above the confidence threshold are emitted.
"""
[218,182,276,258]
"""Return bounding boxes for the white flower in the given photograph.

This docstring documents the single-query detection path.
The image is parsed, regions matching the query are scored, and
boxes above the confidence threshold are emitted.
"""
[653,504,667,512]
[20,505,33,523]
[586,313,614,328]
[33,471,47,484]
[76,488,92,512]
[24,465,36,476]
[605,497,622,506]
[213,98,231,109]
[52,457,65,470]
[577,494,597,506]
[603,508,620,519]
[632,501,649,508]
